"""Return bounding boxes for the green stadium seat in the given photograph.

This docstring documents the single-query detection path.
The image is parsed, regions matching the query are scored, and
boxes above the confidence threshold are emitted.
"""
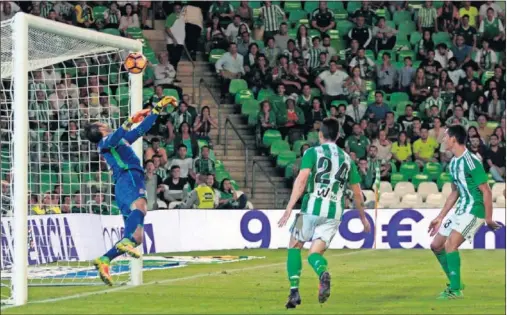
[390,92,410,105]
[209,49,226,64]
[336,20,354,38]
[468,121,479,128]
[285,163,295,180]
[101,28,121,36]
[432,32,451,45]
[393,11,412,26]
[284,1,302,11]
[375,8,391,20]
[365,50,375,60]
[409,31,422,46]
[331,100,349,107]
[304,1,319,12]
[257,88,275,101]
[288,28,298,38]
[306,131,319,146]
[125,27,144,39]
[270,140,291,157]
[235,89,254,104]
[423,162,443,181]
[215,171,231,183]
[347,1,361,14]
[333,9,349,20]
[229,79,248,94]
[399,162,420,180]
[328,2,344,11]
[309,29,321,39]
[437,172,453,190]
[482,70,495,84]
[116,85,130,103]
[377,49,395,61]
[386,21,396,29]
[292,140,308,156]
[230,179,240,190]
[365,80,376,92]
[262,129,282,147]
[215,160,225,172]
[276,150,297,169]
[255,40,265,49]
[398,50,416,62]
[330,39,346,52]
[247,112,258,127]
[412,173,430,189]
[487,121,499,129]
[311,88,321,97]
[163,88,180,100]
[93,5,107,21]
[390,173,407,188]
[288,10,307,24]
[393,40,411,51]
[241,99,260,116]
[143,87,154,103]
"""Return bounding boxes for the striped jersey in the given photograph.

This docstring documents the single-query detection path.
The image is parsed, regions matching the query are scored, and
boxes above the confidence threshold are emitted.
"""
[448,150,488,218]
[300,143,361,220]
[261,4,285,32]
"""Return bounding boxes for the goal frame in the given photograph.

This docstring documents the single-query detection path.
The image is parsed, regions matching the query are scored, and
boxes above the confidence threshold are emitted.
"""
[9,12,144,306]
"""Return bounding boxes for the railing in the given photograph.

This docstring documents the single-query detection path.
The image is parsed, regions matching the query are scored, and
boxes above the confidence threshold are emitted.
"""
[198,78,222,143]
[224,118,249,187]
[181,44,196,103]
[251,160,279,208]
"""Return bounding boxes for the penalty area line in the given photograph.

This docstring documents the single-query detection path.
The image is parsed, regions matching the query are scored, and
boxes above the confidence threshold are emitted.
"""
[2,250,371,309]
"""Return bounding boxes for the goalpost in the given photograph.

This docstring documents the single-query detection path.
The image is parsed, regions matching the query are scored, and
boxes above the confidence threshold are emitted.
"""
[1,13,144,306]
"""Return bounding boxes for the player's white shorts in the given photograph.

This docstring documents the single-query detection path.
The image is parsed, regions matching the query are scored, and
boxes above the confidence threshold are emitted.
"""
[289,213,340,248]
[438,213,485,242]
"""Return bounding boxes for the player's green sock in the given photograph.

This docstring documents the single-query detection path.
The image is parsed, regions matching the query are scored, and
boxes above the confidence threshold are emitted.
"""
[308,253,328,277]
[433,249,451,281]
[446,251,461,291]
[287,248,302,289]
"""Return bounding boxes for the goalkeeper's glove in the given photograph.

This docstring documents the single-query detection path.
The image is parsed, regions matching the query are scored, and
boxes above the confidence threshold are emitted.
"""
[122,109,151,130]
[152,96,178,114]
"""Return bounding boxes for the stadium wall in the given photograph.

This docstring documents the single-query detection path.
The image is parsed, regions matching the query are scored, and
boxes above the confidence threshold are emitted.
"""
[1,209,505,267]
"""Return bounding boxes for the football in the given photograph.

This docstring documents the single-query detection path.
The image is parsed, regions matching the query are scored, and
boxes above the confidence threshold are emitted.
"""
[124,52,147,74]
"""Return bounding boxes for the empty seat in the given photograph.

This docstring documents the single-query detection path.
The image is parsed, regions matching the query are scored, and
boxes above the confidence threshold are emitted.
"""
[400,193,423,208]
[394,181,415,199]
[362,190,375,203]
[441,182,452,198]
[418,182,439,201]
[496,195,506,207]
[379,181,393,194]
[426,193,445,208]
[379,192,399,208]
[492,183,506,202]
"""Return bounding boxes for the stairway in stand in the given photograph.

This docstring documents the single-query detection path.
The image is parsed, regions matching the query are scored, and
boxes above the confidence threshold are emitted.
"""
[144,26,290,209]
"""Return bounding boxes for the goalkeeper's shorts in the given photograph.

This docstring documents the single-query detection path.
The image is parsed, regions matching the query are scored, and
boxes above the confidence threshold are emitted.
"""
[115,169,147,220]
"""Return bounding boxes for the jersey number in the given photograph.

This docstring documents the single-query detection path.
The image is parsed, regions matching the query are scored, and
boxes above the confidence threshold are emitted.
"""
[314,157,348,188]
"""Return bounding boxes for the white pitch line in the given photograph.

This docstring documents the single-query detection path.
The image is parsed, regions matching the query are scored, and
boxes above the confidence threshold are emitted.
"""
[2,250,371,310]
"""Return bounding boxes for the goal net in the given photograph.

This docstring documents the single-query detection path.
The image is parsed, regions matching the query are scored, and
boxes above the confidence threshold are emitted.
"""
[1,13,143,305]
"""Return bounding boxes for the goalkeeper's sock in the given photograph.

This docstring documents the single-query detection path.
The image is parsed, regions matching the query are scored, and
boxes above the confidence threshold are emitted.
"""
[446,251,461,291]
[433,249,451,281]
[125,209,145,244]
[104,246,122,262]
[308,253,328,277]
[287,248,302,289]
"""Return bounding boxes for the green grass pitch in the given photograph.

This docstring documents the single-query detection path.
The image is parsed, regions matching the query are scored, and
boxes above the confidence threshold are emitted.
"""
[1,249,505,314]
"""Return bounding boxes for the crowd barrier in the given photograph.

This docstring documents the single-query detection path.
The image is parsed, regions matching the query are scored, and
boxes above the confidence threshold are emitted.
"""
[1,209,505,267]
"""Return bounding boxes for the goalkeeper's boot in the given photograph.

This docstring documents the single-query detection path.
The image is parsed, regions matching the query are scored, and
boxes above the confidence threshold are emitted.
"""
[437,289,464,300]
[115,238,141,258]
[318,271,331,304]
[94,256,113,286]
[285,289,301,309]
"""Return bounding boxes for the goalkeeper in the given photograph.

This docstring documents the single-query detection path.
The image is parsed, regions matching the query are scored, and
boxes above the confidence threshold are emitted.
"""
[84,96,176,286]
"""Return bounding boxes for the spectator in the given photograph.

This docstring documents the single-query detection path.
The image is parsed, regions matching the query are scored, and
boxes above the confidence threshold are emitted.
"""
[306,37,323,71]
[168,102,194,140]
[259,1,286,39]
[318,35,336,63]
[391,131,412,169]
[479,0,504,20]
[87,193,109,215]
[206,175,222,206]
[152,155,167,180]
[367,145,390,179]
[376,52,396,93]
[477,115,494,143]
[70,193,86,213]
[423,86,444,118]
[434,43,453,69]
[315,60,349,106]
[413,125,439,168]
[119,3,140,32]
[475,39,498,72]
[141,160,163,210]
[297,84,313,110]
[372,130,392,162]
[278,97,305,143]
[462,80,481,109]
[215,42,245,100]
[75,1,94,28]
[485,66,506,95]
[53,1,73,24]
[453,15,477,50]
[470,95,490,121]
[304,97,327,132]
[348,15,373,49]
[357,157,374,190]
[488,89,505,121]
[168,144,195,181]
[398,57,416,92]
[418,1,438,34]
[349,48,375,79]
[274,22,290,51]
[429,117,446,143]
[308,52,328,81]
[451,36,472,67]
[311,1,336,34]
[237,31,254,57]
[417,30,436,62]
[365,91,390,123]
[161,165,188,205]
[0,2,17,21]
[208,1,234,24]
[194,146,215,176]
[153,53,183,99]
[468,134,486,160]
[295,24,312,58]
[225,14,250,42]
[478,7,505,51]
[485,134,506,182]
[103,2,121,28]
[346,96,367,123]
[217,178,248,209]
[345,123,371,159]
[193,106,218,144]
[381,112,403,142]
[410,68,431,104]
[335,104,355,138]
[437,1,459,32]
[408,117,422,143]
[206,14,227,54]
[457,65,480,91]
[176,174,216,209]
[183,4,204,60]
[445,105,469,128]
[60,121,82,162]
[144,137,169,167]
[173,122,199,159]
[420,50,442,83]
[373,17,397,53]
[282,62,307,95]
[353,1,376,26]
[33,192,61,215]
[257,100,277,142]
[459,1,479,28]
[165,3,186,78]
[235,1,253,27]
[246,54,272,95]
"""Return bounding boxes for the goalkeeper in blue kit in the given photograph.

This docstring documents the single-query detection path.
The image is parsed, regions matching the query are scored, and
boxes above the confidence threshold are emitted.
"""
[84,96,176,286]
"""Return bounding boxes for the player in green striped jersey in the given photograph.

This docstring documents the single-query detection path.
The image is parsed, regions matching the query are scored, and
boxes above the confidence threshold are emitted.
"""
[278,118,370,309]
[428,125,500,300]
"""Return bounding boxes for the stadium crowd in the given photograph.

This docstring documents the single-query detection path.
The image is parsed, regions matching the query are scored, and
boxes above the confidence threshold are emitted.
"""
[0,1,506,215]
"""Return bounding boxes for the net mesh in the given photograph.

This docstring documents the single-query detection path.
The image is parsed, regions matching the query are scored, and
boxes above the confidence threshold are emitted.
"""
[1,17,137,303]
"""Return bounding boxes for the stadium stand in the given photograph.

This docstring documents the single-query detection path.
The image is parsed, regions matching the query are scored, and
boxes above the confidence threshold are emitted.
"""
[0,1,505,213]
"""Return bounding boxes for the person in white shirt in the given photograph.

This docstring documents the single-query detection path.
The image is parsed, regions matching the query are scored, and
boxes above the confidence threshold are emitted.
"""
[215,42,245,99]
[154,52,177,86]
[42,66,62,92]
[225,14,250,42]
[48,83,67,112]
[447,57,466,86]
[479,0,504,20]
[165,3,186,80]
[315,60,349,107]
[349,48,375,79]
[0,2,19,22]
[434,43,454,69]
[167,144,195,180]
[346,96,367,123]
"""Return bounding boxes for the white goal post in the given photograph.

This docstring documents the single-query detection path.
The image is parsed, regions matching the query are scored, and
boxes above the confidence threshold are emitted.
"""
[4,13,144,306]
